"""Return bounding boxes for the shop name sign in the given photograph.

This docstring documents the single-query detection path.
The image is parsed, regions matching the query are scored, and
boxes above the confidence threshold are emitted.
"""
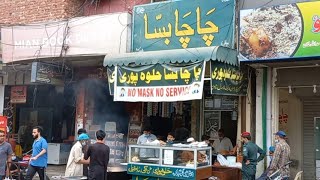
[31,62,70,85]
[1,13,131,63]
[127,164,195,179]
[10,86,27,104]
[14,33,88,49]
[132,0,235,52]
[239,1,320,61]
[113,62,205,102]
[211,61,248,96]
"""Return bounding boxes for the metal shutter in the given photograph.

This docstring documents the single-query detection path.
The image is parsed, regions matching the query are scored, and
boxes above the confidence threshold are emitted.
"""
[303,98,319,180]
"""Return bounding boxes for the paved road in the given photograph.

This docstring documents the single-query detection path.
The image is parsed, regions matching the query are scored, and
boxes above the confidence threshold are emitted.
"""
[32,165,66,180]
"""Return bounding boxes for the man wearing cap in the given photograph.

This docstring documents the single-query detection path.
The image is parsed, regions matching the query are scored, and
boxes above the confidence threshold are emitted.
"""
[241,132,266,180]
[77,128,89,177]
[65,133,90,177]
[257,146,275,180]
[268,131,290,180]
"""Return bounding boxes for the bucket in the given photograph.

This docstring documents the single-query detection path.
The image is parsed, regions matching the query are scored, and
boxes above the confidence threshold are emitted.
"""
[226,156,236,164]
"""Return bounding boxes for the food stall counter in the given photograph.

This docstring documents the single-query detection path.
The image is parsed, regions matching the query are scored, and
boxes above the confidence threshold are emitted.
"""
[127,145,212,180]
[212,165,242,180]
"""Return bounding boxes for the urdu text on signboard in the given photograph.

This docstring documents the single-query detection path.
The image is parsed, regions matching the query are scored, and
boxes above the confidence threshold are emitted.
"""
[113,62,205,102]
[132,0,235,51]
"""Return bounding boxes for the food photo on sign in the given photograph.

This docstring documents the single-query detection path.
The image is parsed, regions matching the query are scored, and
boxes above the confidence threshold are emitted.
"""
[239,4,302,60]
[239,1,320,61]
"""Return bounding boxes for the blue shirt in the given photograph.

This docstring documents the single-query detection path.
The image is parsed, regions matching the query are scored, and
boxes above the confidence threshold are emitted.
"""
[0,142,13,175]
[31,137,48,167]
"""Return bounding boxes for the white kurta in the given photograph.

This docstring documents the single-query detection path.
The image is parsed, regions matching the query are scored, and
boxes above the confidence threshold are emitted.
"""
[65,141,84,177]
[212,137,233,153]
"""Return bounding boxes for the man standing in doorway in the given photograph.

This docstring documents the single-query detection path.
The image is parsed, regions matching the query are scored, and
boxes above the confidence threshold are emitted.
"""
[268,131,291,180]
[0,130,13,180]
[241,132,266,180]
[26,126,48,180]
[212,129,233,154]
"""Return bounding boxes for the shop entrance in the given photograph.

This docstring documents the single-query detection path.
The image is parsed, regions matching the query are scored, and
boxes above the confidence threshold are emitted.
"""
[315,117,320,179]
[278,88,320,179]
[202,90,238,148]
[4,84,76,152]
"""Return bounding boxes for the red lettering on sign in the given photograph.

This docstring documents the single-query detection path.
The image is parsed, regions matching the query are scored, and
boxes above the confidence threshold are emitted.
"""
[128,89,133,97]
[166,87,190,97]
[138,88,143,97]
[137,88,154,97]
[156,88,164,97]
[128,88,136,97]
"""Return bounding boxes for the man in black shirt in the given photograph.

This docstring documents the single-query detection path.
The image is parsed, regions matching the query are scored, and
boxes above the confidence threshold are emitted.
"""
[85,130,110,180]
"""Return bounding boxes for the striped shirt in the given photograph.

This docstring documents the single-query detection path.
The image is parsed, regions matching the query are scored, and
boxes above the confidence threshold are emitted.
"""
[269,139,290,178]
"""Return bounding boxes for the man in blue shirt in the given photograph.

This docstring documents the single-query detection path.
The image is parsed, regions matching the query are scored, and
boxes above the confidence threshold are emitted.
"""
[0,130,13,180]
[137,126,157,158]
[26,126,48,180]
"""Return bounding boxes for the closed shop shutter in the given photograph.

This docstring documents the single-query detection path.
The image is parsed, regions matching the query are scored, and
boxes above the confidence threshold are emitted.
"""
[302,98,320,180]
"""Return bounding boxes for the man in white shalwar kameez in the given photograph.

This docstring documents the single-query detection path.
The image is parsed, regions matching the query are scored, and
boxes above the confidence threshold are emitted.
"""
[65,134,90,177]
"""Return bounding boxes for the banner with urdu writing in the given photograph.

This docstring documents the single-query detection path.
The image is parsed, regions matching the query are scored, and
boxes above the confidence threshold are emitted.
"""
[114,62,205,102]
[211,61,248,96]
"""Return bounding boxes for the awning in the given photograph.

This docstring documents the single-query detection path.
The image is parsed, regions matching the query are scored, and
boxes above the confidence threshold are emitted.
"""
[103,46,238,67]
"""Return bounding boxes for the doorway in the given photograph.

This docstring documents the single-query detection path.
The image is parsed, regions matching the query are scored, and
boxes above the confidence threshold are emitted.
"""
[315,117,320,179]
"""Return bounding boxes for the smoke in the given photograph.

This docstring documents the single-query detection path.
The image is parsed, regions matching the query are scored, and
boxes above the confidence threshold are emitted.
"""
[77,78,129,134]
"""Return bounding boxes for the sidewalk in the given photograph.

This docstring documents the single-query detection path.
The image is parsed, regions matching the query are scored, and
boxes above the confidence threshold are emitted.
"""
[32,165,66,180]
[33,165,131,180]
[46,165,66,178]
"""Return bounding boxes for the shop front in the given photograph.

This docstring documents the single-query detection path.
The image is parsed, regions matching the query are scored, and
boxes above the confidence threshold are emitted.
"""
[239,1,320,179]
[0,12,132,164]
[103,0,248,179]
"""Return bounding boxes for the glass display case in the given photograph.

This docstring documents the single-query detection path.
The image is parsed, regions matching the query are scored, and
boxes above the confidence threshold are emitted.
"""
[127,145,212,180]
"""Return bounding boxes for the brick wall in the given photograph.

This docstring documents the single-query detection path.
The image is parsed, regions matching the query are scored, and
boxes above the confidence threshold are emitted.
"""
[0,0,152,25]
[0,0,85,25]
[84,0,150,15]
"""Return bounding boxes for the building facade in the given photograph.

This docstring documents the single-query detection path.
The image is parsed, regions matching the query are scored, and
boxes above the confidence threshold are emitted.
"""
[0,0,142,155]
[240,0,320,179]
[0,0,255,178]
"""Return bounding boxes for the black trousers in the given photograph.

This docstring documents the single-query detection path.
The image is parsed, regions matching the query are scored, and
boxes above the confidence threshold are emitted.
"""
[25,165,48,180]
[88,166,107,180]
